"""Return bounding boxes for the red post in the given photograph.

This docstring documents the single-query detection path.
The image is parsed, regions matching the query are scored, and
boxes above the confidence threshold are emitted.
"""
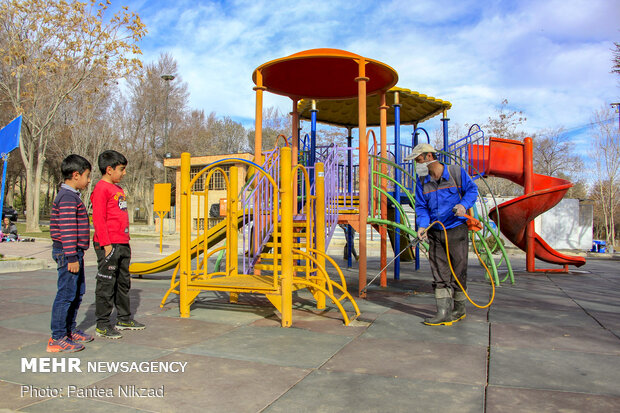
[524,137,535,272]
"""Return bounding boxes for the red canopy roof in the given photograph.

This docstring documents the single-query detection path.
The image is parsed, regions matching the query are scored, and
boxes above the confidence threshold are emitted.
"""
[253,48,398,100]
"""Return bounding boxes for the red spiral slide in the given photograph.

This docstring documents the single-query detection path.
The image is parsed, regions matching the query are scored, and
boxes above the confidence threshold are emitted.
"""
[469,137,585,271]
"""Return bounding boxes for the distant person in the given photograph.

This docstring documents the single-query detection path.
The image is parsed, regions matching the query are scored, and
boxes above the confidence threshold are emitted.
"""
[48,154,93,352]
[91,150,145,339]
[339,224,359,261]
[406,144,478,326]
[1,217,18,241]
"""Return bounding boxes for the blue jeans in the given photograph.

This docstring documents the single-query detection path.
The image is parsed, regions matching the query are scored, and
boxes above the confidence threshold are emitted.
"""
[50,249,85,339]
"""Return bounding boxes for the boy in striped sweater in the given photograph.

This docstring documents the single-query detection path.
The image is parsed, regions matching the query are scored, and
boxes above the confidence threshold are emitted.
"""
[48,155,93,352]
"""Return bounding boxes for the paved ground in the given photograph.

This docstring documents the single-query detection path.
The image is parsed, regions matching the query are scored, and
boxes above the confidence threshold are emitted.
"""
[1,237,619,412]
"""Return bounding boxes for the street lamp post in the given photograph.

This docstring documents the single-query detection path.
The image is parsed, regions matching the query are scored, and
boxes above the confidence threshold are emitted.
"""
[161,74,175,183]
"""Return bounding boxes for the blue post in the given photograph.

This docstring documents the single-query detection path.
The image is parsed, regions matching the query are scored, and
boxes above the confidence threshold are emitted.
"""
[393,96,401,280]
[413,127,420,271]
[0,116,22,213]
[441,112,450,164]
[347,131,353,194]
[0,154,8,211]
[309,101,317,189]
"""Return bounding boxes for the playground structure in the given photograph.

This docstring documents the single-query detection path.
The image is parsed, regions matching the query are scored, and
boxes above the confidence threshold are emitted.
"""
[295,88,516,288]
[458,135,586,271]
[130,48,585,325]
[147,149,360,327]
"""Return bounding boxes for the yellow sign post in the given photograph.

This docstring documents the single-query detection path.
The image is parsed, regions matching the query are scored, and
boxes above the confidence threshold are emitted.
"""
[154,183,172,253]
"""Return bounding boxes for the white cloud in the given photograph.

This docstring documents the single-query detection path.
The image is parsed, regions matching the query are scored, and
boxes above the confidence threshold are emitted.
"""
[122,0,619,141]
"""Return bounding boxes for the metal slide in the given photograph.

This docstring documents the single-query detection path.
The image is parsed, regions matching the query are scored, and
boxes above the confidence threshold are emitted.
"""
[469,137,586,268]
[129,214,249,275]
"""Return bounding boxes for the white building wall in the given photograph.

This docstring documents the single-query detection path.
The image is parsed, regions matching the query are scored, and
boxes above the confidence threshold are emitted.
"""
[479,197,592,251]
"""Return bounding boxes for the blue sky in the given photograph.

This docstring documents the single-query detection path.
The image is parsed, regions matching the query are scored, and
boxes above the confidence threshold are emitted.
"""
[116,0,619,150]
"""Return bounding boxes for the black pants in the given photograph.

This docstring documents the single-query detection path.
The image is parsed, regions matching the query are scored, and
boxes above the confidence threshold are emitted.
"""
[94,243,132,328]
[428,223,468,292]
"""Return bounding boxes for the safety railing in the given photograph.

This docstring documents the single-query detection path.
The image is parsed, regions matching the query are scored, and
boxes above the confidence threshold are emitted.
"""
[447,124,487,179]
[336,146,359,207]
[187,165,232,279]
[241,147,281,274]
[178,154,280,317]
[319,144,340,246]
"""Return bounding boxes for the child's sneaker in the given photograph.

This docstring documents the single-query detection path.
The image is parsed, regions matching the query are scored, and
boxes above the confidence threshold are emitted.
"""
[47,336,85,353]
[95,325,122,339]
[115,319,146,330]
[71,329,94,342]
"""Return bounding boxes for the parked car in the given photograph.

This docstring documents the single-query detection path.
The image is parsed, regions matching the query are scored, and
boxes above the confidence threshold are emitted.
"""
[2,206,18,222]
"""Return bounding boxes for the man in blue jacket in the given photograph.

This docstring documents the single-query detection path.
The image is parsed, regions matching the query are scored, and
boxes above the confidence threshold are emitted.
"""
[406,144,478,326]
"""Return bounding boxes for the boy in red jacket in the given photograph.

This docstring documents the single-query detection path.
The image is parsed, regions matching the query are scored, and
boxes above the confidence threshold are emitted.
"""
[91,150,145,339]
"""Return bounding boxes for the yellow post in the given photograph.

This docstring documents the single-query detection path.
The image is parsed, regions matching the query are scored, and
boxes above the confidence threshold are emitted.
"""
[280,147,293,327]
[153,183,172,255]
[158,212,164,254]
[179,152,191,317]
[314,163,326,309]
[228,166,239,277]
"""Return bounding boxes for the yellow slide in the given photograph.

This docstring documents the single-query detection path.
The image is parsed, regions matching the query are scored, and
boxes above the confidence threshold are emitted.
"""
[129,214,249,275]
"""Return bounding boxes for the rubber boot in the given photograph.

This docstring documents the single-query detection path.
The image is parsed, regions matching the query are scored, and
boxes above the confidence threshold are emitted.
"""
[423,288,454,326]
[452,290,467,323]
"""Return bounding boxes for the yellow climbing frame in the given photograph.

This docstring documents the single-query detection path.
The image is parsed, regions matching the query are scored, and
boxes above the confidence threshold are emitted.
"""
[176,147,360,326]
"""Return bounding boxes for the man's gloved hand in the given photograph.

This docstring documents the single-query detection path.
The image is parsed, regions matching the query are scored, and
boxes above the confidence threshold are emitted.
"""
[417,227,428,242]
[453,204,466,217]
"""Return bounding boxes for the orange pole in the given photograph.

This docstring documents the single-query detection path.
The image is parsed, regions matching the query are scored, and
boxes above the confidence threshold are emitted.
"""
[356,58,369,298]
[524,137,535,272]
[379,91,388,287]
[253,70,266,165]
[253,70,266,263]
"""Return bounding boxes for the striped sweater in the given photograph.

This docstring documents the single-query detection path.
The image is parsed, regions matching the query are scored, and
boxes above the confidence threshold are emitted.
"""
[50,183,90,262]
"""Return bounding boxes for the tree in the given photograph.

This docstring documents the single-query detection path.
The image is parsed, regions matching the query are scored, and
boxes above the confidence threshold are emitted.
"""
[115,53,188,224]
[590,105,620,251]
[172,110,213,155]
[247,106,291,154]
[532,127,582,177]
[174,110,248,158]
[46,77,120,209]
[485,99,527,140]
[531,127,586,198]
[482,99,526,196]
[0,0,146,231]
[613,42,620,77]
[211,116,247,154]
[589,180,620,241]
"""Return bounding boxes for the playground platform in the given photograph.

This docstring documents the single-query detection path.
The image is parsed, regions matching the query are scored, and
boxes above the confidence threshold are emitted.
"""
[0,238,619,412]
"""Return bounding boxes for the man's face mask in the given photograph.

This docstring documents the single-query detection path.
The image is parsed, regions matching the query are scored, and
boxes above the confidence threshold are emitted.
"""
[416,158,435,177]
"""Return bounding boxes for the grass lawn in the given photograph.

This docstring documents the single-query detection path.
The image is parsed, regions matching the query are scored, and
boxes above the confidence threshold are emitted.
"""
[15,222,51,239]
[14,222,159,240]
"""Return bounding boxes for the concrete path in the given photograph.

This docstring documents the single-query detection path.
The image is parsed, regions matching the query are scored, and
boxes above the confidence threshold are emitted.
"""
[0,239,619,412]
